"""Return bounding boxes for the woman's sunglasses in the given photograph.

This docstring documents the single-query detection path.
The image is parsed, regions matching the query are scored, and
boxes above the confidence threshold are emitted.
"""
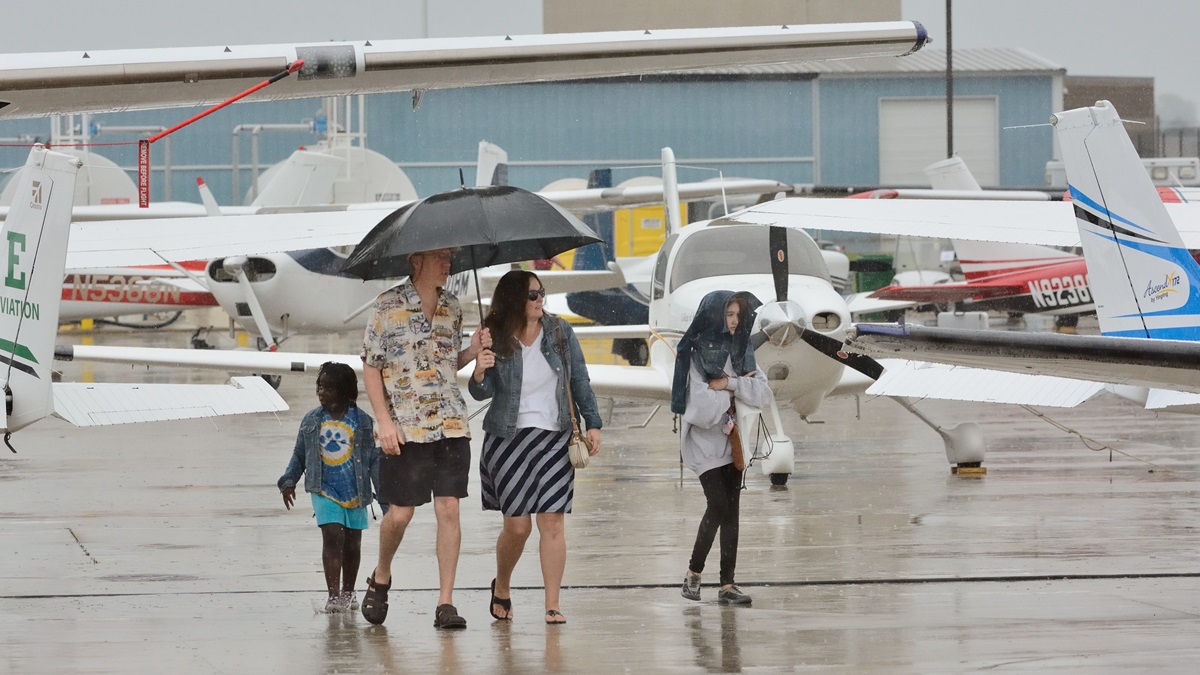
[526,288,546,301]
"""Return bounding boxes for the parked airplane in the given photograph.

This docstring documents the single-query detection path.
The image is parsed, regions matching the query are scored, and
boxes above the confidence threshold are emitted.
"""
[1,145,286,446]
[845,101,1200,410]
[36,19,944,478]
[200,144,789,347]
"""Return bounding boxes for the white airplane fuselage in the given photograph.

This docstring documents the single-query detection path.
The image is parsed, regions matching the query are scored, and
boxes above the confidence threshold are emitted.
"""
[649,222,851,416]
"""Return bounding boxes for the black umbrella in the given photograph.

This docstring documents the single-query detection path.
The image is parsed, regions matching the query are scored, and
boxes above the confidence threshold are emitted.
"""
[341,185,602,321]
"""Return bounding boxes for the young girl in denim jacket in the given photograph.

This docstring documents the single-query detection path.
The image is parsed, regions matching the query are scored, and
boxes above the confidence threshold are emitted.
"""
[278,362,380,612]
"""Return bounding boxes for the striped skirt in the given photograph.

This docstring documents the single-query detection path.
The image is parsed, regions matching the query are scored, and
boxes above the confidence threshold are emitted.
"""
[480,427,574,516]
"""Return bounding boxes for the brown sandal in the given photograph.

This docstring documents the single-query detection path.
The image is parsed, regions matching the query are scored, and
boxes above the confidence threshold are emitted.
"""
[361,572,390,625]
[434,603,467,630]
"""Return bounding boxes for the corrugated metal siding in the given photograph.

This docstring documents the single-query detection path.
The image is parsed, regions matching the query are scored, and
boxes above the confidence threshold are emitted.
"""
[370,79,816,195]
[819,74,1055,187]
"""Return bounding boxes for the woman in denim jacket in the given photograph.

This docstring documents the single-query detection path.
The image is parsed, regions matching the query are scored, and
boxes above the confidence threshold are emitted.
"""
[468,270,602,625]
[278,362,381,613]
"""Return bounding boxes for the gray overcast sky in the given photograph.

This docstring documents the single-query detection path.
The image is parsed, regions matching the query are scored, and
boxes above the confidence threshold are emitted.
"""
[0,1,542,51]
[903,0,1200,103]
[2,1,1194,106]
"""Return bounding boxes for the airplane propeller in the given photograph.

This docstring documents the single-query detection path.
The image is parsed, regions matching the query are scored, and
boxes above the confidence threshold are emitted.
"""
[769,225,789,302]
[752,225,886,381]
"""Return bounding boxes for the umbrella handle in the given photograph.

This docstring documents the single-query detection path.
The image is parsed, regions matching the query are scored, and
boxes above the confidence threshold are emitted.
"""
[472,249,484,325]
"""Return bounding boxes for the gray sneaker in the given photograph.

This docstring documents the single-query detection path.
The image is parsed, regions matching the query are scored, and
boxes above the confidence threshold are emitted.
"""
[341,591,359,611]
[681,571,701,601]
[717,585,752,606]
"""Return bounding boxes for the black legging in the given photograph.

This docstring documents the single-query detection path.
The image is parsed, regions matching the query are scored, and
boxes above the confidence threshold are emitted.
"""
[688,462,742,586]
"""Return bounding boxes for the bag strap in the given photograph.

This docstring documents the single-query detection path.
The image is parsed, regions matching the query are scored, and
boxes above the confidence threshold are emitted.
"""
[553,318,582,436]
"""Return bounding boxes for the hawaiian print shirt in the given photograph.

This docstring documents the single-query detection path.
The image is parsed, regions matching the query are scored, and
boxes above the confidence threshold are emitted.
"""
[362,281,469,444]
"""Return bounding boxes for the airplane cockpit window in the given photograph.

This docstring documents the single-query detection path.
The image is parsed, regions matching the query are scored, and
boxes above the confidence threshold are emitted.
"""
[652,233,679,301]
[669,226,829,292]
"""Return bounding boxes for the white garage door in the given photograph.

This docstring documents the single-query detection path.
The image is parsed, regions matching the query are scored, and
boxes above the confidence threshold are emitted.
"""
[879,97,998,186]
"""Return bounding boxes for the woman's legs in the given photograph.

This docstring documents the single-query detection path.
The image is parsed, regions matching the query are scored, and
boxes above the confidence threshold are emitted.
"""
[319,523,347,598]
[715,464,742,587]
[536,512,566,620]
[494,515,532,619]
[689,465,734,577]
[341,528,363,593]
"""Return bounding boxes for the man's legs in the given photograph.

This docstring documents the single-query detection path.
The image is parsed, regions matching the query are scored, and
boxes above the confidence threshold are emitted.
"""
[374,505,414,584]
[432,495,461,606]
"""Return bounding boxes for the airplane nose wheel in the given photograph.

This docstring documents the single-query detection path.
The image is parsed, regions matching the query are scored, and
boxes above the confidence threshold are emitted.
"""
[260,374,283,390]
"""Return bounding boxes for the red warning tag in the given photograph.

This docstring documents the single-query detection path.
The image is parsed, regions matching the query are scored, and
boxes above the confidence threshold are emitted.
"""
[137,140,150,208]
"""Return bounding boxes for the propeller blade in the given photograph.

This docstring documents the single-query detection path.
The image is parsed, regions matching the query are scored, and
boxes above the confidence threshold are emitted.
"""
[798,329,885,380]
[769,225,788,302]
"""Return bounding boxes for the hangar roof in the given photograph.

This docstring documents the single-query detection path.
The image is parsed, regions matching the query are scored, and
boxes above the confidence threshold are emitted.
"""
[681,48,1064,77]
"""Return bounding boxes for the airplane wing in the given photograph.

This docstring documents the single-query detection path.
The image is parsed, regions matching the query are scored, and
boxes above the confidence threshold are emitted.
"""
[865,360,1105,407]
[55,344,362,376]
[542,179,793,213]
[868,282,1025,303]
[584,363,673,399]
[846,323,1200,395]
[844,292,918,317]
[52,376,287,426]
[64,210,388,269]
[0,23,928,119]
[725,198,1200,250]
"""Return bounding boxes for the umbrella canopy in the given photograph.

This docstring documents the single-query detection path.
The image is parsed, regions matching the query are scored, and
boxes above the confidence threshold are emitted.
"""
[341,185,602,280]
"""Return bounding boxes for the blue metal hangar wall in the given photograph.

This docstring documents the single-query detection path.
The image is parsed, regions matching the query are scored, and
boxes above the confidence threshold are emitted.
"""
[0,47,1062,202]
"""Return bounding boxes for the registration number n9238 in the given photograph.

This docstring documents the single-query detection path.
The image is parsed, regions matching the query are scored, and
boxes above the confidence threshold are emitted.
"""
[1027,274,1091,308]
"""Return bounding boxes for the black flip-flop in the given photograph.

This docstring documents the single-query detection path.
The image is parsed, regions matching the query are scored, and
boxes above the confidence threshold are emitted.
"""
[489,578,512,621]
[361,572,390,625]
[544,609,566,625]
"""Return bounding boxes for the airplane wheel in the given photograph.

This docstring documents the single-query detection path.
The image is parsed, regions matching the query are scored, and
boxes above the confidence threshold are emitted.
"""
[769,473,789,486]
[612,338,649,366]
[631,340,649,367]
[260,374,283,390]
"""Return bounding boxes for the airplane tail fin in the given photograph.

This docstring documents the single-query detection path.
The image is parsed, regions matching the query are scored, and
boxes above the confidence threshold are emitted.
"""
[476,140,509,187]
[196,177,221,216]
[1053,100,1200,339]
[571,168,616,271]
[1,146,80,432]
[925,156,982,191]
[952,239,1080,282]
[249,150,343,207]
[661,147,682,235]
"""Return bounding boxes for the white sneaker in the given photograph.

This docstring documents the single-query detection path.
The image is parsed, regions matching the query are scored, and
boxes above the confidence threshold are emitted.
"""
[681,571,701,601]
[324,594,350,613]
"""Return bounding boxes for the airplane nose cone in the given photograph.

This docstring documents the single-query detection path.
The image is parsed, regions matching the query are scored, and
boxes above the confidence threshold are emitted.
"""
[754,300,806,347]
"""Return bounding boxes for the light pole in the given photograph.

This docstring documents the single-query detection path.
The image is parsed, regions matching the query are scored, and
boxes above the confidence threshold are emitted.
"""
[946,0,954,159]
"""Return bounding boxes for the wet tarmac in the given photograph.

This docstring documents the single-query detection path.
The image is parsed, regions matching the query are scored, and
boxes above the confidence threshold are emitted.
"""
[3,325,1199,673]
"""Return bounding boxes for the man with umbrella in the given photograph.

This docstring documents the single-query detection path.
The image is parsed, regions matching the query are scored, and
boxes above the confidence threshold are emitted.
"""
[344,185,602,628]
[359,246,491,630]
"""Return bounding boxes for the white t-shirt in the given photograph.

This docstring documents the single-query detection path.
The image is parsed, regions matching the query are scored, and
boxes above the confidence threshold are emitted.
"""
[515,328,562,431]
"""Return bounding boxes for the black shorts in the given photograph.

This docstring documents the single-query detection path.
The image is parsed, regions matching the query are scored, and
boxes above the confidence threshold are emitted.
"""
[378,436,471,507]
